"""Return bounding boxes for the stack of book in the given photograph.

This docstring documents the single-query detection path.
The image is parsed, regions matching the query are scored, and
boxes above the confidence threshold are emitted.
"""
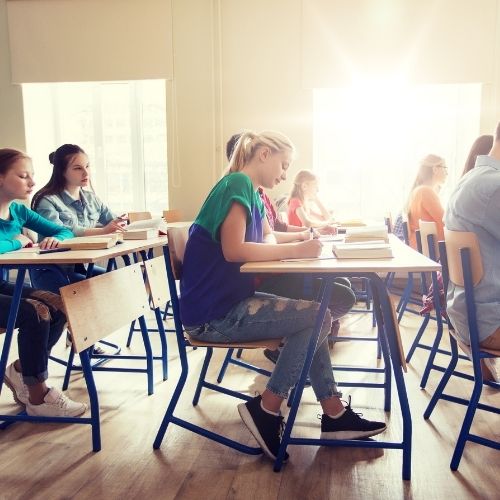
[344,225,389,244]
[332,242,393,259]
[124,218,168,239]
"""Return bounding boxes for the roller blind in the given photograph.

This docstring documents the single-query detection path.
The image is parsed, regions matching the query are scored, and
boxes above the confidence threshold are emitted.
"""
[302,0,498,87]
[6,0,173,83]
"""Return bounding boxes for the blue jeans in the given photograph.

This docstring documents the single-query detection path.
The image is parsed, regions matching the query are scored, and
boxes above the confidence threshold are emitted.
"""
[0,280,67,385]
[186,293,341,400]
[30,264,107,294]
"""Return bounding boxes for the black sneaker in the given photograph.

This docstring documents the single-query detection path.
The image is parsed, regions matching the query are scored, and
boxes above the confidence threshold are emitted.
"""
[263,348,280,365]
[320,396,387,440]
[237,395,289,462]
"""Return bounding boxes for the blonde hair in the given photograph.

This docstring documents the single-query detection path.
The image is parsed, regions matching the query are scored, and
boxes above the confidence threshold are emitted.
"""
[227,130,295,173]
[405,154,445,214]
[289,169,317,203]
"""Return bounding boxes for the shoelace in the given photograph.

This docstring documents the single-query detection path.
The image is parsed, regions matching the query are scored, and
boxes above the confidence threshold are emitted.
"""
[317,395,364,420]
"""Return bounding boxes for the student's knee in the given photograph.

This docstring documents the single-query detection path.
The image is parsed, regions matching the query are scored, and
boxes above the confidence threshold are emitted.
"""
[17,300,51,332]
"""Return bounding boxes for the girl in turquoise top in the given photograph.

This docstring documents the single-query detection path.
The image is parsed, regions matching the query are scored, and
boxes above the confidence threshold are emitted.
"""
[30,144,126,292]
[0,148,87,417]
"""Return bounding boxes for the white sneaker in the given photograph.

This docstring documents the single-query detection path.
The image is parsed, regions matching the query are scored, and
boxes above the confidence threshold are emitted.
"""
[483,358,499,383]
[3,362,30,405]
[26,387,88,417]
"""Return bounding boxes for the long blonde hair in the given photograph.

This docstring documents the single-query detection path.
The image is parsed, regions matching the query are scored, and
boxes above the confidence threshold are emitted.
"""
[405,154,445,214]
[289,169,317,203]
[227,130,295,173]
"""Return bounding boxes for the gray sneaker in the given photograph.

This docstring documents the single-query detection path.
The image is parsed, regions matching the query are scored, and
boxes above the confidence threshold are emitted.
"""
[26,387,87,417]
[3,362,30,405]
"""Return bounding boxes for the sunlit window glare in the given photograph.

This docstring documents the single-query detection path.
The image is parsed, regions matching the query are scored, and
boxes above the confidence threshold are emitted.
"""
[313,80,481,221]
[22,80,168,214]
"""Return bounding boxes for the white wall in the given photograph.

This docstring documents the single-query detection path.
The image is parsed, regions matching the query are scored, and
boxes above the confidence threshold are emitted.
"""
[2,0,500,218]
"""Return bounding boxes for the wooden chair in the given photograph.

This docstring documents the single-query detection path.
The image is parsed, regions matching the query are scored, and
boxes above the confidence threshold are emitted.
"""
[404,220,447,388]
[62,261,158,395]
[152,224,281,456]
[162,209,183,223]
[128,211,152,223]
[423,229,499,470]
[59,263,150,450]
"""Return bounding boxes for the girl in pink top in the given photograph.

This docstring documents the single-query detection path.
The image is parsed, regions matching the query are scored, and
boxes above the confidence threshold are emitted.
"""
[287,170,336,233]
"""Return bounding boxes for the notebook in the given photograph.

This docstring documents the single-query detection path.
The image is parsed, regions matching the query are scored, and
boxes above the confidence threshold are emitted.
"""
[123,228,158,240]
[126,217,168,235]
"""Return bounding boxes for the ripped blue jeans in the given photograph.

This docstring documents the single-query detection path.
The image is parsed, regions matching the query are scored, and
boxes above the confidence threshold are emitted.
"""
[186,292,341,400]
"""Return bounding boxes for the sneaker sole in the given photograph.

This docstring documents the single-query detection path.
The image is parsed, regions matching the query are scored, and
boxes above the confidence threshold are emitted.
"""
[26,403,88,418]
[320,425,387,440]
[237,402,287,462]
[3,374,29,406]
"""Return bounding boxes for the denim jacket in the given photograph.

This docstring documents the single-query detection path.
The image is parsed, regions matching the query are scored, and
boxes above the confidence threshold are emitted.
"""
[35,189,115,237]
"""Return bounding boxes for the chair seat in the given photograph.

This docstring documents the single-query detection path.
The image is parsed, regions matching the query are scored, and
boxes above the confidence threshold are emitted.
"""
[449,328,500,358]
[186,335,282,351]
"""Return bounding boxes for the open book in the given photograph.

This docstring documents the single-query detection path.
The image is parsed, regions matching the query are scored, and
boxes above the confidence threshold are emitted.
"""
[332,242,393,259]
[126,217,168,235]
[344,225,389,244]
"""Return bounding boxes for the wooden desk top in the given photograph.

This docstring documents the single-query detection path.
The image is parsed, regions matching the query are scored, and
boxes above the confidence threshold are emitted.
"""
[0,236,168,266]
[241,235,441,274]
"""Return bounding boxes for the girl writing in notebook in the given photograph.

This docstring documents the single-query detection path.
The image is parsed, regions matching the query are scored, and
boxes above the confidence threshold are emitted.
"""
[287,169,336,233]
[0,148,87,417]
[181,131,386,462]
[30,144,126,292]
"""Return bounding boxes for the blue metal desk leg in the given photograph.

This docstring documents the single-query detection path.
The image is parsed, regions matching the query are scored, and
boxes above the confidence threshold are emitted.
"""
[371,275,412,480]
[0,269,26,396]
[372,299,392,412]
[273,279,334,472]
[138,315,154,395]
[80,349,101,451]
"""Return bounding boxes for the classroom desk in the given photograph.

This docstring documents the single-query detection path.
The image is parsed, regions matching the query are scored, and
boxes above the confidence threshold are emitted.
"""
[0,236,168,426]
[241,235,441,480]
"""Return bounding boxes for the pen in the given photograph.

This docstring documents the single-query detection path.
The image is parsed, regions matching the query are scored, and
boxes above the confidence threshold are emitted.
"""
[309,227,314,240]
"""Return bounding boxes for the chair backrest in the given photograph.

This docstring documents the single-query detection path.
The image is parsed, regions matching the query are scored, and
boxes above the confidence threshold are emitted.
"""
[444,229,483,287]
[60,264,149,353]
[128,211,152,223]
[163,209,183,223]
[143,256,170,309]
[166,224,191,280]
[418,219,439,260]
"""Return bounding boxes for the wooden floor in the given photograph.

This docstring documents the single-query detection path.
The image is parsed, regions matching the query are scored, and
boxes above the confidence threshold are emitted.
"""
[0,304,498,499]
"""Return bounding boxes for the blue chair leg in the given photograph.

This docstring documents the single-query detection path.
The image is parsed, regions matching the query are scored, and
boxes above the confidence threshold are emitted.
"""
[193,348,213,406]
[423,336,459,419]
[217,349,234,383]
[236,348,243,359]
[397,273,414,321]
[126,320,136,347]
[406,315,430,363]
[450,369,484,470]
[62,347,76,391]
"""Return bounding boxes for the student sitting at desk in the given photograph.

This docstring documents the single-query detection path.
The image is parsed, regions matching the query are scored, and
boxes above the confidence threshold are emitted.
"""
[0,148,87,417]
[405,154,447,250]
[287,169,336,234]
[30,144,126,293]
[181,131,386,461]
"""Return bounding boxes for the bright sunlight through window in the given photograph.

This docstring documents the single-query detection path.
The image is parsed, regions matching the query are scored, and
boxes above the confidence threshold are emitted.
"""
[22,80,168,214]
[313,81,481,221]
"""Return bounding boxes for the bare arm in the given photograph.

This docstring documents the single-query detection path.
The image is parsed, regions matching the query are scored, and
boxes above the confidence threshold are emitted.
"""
[220,203,322,262]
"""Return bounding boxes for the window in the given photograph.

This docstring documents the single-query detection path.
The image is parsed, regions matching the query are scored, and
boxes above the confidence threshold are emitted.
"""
[313,82,481,221]
[22,80,168,214]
